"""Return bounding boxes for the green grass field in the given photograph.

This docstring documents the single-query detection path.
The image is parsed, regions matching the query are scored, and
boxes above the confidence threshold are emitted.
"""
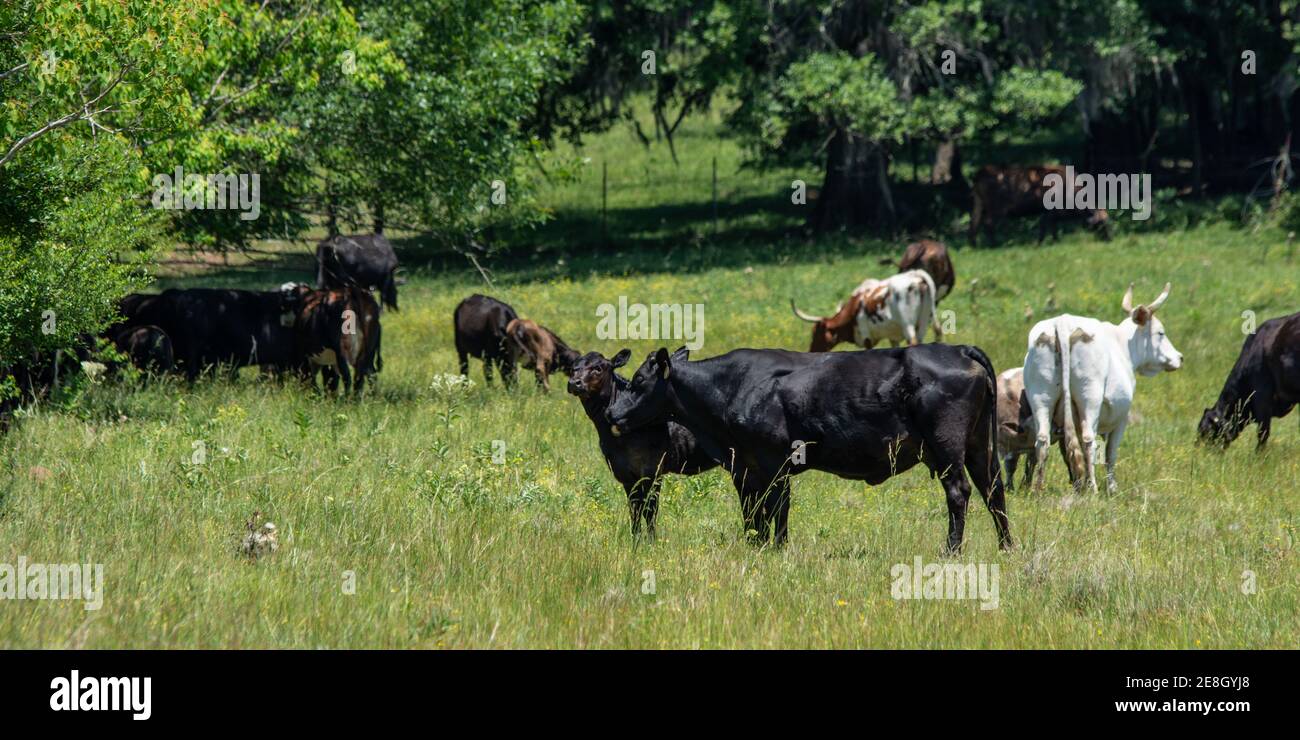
[2,116,1298,648]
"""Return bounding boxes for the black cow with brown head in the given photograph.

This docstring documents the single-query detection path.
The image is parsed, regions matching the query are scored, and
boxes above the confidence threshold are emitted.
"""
[567,349,718,540]
[292,283,383,396]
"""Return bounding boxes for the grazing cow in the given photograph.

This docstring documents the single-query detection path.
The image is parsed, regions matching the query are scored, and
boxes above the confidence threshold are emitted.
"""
[292,284,383,395]
[790,270,941,352]
[116,288,307,380]
[604,344,1012,552]
[454,294,519,385]
[897,239,955,302]
[997,367,1082,490]
[316,233,400,311]
[1023,283,1182,493]
[970,165,1110,246]
[1199,311,1300,450]
[111,325,174,373]
[567,349,719,539]
[505,318,580,392]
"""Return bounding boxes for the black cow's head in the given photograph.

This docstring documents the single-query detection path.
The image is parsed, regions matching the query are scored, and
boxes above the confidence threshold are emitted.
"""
[604,347,686,436]
[566,349,629,400]
[1198,404,1246,448]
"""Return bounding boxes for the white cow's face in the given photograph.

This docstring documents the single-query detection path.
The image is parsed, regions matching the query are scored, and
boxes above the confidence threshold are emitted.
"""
[1129,314,1182,376]
[1121,283,1182,377]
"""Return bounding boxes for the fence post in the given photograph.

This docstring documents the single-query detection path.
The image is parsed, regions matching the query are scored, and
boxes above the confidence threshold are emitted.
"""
[602,160,608,246]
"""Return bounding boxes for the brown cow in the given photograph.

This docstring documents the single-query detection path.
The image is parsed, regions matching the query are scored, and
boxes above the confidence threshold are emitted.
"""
[896,239,955,301]
[996,366,1083,490]
[970,165,1109,246]
[505,318,580,392]
[293,284,383,396]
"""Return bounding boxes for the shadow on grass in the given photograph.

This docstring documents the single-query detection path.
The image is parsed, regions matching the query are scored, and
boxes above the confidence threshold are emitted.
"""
[153,181,1229,292]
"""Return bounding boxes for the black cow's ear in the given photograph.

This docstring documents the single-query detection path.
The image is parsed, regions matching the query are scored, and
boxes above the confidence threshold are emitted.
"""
[671,346,689,361]
[611,348,631,368]
[654,347,672,378]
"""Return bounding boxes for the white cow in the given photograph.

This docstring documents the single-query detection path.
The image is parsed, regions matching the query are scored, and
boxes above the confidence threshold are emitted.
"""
[791,269,941,351]
[1022,283,1182,493]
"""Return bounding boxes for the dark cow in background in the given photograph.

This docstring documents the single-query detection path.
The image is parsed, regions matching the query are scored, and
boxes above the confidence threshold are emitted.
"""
[506,318,580,392]
[971,165,1110,246]
[316,232,400,311]
[896,239,955,301]
[111,325,174,374]
[1200,311,1300,449]
[116,288,306,380]
[292,283,383,395]
[454,294,519,385]
[567,349,719,539]
[605,344,1012,552]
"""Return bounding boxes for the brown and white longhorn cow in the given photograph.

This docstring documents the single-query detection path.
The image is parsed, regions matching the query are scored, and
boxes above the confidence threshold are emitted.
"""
[790,270,942,352]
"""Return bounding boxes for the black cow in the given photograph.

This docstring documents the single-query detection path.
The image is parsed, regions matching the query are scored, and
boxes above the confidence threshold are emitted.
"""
[117,288,306,380]
[453,294,519,385]
[111,325,174,374]
[605,345,1011,552]
[567,349,718,539]
[1199,312,1300,449]
[316,233,400,311]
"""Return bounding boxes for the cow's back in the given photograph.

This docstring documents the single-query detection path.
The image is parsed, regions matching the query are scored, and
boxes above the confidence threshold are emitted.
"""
[898,240,954,300]
[454,294,518,357]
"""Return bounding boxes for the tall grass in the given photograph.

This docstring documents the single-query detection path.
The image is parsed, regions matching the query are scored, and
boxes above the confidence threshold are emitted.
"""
[1,116,1297,648]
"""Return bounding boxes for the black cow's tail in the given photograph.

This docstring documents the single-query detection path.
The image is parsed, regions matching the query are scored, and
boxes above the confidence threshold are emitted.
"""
[960,345,1000,488]
[382,270,399,312]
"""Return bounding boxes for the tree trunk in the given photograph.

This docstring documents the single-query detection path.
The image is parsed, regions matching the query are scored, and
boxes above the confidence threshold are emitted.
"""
[325,191,338,236]
[931,138,957,184]
[373,198,385,234]
[811,129,894,232]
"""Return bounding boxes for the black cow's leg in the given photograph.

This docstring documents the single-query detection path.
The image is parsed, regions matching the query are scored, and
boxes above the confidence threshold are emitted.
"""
[643,480,661,542]
[1002,452,1018,492]
[457,351,469,377]
[337,360,353,395]
[1252,395,1273,451]
[966,457,1013,551]
[1256,418,1272,450]
[624,478,650,540]
[763,476,792,546]
[941,467,972,555]
[501,357,517,387]
[730,470,764,544]
[482,357,494,386]
[323,367,340,394]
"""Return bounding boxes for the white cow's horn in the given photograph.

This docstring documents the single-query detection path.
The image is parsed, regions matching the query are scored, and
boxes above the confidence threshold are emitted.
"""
[1148,282,1172,312]
[790,299,822,323]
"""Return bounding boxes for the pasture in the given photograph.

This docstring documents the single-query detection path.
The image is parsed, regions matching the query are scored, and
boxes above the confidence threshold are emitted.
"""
[2,119,1298,649]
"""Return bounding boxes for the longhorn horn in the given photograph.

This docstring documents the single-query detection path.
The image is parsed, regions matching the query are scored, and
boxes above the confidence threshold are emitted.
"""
[1148,282,1172,312]
[790,298,822,323]
[1121,283,1135,313]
